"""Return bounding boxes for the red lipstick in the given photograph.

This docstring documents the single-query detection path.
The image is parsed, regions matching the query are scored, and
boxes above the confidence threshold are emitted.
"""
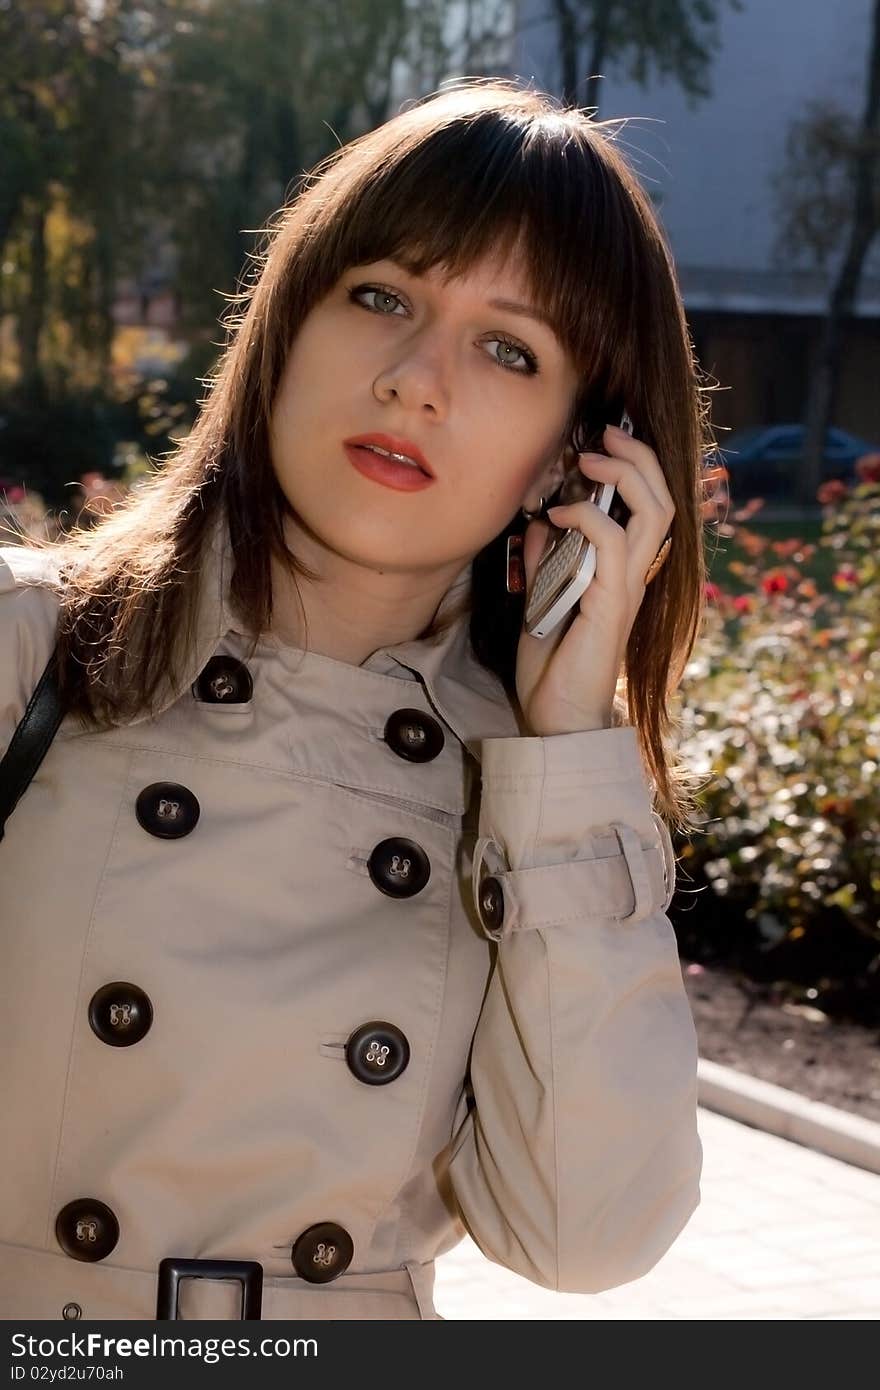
[343,434,434,477]
[343,433,435,492]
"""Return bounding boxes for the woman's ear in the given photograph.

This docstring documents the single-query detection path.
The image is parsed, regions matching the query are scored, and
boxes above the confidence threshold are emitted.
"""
[538,443,576,506]
[521,440,577,514]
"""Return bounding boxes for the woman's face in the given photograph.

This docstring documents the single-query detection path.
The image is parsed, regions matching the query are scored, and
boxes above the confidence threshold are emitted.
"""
[269,247,580,578]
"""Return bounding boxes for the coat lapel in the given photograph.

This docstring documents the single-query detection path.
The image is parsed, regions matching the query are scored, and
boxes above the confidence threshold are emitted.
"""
[149,510,523,760]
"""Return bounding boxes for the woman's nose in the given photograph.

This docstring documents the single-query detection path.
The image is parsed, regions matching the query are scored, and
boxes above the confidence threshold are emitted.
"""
[371,338,450,416]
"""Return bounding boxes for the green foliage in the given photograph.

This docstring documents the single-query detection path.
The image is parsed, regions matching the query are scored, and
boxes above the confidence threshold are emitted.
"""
[674,468,880,992]
[0,392,119,504]
[0,372,200,507]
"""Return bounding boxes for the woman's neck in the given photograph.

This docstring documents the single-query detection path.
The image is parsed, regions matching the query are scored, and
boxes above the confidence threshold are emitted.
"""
[266,546,466,667]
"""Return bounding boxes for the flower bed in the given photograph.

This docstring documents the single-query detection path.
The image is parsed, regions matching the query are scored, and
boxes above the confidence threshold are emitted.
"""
[670,454,880,1028]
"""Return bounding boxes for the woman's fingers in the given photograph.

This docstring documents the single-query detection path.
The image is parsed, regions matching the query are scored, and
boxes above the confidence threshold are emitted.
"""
[602,424,675,522]
[545,428,674,590]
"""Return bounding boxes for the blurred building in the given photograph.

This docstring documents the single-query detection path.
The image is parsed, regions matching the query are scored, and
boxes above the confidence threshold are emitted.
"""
[513,0,880,442]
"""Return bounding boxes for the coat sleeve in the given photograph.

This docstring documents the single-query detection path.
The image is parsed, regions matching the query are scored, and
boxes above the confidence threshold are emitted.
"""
[0,546,61,758]
[446,725,702,1294]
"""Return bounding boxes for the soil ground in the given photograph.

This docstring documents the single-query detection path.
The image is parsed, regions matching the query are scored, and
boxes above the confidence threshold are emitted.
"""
[682,959,880,1126]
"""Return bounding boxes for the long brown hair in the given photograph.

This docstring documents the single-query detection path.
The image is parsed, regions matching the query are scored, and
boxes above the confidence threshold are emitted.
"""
[15,79,716,832]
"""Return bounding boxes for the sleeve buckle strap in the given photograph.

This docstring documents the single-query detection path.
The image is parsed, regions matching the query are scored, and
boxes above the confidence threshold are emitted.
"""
[608,822,655,923]
[471,821,675,940]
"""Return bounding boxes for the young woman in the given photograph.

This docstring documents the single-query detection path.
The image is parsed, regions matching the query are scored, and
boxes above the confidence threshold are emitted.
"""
[0,79,709,1321]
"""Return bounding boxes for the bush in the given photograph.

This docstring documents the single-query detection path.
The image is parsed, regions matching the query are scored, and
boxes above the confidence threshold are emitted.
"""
[0,369,202,509]
[0,392,128,507]
[672,457,880,1019]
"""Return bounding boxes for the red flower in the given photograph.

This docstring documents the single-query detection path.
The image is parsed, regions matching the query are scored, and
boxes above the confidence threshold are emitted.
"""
[855,452,880,484]
[733,594,753,613]
[761,573,789,594]
[704,582,723,602]
[817,479,848,505]
[832,566,859,591]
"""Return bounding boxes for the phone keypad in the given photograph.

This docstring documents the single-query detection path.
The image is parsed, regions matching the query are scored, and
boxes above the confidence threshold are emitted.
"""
[525,529,584,623]
[524,411,632,633]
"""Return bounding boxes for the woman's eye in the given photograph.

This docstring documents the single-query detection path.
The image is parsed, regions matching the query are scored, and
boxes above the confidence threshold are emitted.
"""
[485,337,539,375]
[348,284,406,315]
[348,284,539,375]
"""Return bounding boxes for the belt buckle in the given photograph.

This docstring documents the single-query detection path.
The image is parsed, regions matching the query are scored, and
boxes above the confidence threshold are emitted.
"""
[156,1257,264,1320]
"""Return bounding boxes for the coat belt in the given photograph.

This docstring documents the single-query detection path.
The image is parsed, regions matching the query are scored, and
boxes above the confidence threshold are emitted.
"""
[0,1241,438,1320]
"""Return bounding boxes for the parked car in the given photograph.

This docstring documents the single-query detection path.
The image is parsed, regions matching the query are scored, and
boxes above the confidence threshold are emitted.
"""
[714,424,878,501]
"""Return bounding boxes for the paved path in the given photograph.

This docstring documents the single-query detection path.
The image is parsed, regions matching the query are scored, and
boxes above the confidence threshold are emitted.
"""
[434,1108,880,1319]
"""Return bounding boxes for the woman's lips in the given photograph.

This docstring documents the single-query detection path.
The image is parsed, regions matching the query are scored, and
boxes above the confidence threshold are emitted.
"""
[344,444,436,492]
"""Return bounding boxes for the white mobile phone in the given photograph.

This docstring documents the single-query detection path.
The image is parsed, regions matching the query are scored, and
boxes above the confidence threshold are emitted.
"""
[524,409,634,639]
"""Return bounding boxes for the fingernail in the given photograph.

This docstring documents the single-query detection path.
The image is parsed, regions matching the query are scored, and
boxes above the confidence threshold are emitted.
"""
[605,424,626,435]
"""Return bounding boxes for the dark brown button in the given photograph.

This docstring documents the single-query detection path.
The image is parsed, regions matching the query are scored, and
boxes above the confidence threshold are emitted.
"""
[135,783,200,839]
[345,1021,410,1086]
[367,837,430,898]
[88,983,153,1047]
[55,1199,119,1263]
[384,708,445,763]
[192,656,253,704]
[478,876,505,933]
[61,1303,82,1320]
[291,1222,354,1283]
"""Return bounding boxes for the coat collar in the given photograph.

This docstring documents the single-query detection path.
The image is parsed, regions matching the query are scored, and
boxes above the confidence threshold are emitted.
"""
[153,510,522,759]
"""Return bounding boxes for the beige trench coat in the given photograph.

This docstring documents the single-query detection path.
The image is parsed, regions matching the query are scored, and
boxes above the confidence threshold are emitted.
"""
[0,515,701,1321]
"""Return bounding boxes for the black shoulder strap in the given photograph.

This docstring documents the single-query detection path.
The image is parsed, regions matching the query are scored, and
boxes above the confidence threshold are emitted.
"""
[0,647,65,842]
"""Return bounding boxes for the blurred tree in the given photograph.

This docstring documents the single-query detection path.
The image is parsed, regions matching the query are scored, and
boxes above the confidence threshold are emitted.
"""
[0,1,163,400]
[770,0,880,508]
[541,0,744,116]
